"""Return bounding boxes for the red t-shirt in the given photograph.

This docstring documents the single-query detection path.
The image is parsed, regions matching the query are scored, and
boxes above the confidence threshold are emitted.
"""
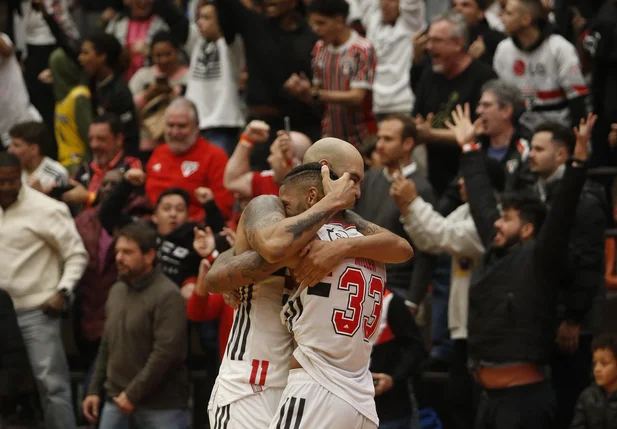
[145,137,234,222]
[251,170,279,197]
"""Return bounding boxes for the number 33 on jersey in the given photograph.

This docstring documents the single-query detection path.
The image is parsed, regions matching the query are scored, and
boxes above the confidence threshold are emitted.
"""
[282,222,387,362]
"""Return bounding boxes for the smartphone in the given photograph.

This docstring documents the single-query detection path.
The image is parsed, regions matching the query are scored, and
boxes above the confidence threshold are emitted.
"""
[284,116,291,135]
[155,76,168,85]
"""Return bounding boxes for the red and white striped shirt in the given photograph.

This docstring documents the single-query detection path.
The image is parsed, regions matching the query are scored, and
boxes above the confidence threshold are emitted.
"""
[312,31,377,148]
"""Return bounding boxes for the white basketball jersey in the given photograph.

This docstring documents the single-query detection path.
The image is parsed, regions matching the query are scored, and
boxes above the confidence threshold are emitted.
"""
[281,222,386,426]
[215,270,295,406]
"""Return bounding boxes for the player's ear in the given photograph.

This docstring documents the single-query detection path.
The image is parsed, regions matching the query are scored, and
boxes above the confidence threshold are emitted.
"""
[307,186,320,206]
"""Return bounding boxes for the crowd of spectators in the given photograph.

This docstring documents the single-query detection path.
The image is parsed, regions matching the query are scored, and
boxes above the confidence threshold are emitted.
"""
[0,0,617,428]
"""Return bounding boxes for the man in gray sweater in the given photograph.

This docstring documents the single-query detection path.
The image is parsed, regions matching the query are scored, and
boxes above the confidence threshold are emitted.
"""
[355,115,436,297]
[82,222,189,429]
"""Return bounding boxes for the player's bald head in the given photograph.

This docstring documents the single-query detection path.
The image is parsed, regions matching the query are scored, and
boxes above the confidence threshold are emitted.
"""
[303,137,364,176]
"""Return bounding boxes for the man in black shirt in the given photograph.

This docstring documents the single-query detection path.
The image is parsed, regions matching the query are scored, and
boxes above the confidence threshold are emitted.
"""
[412,11,496,196]
[447,104,596,429]
[214,0,321,169]
[78,33,141,159]
[453,0,506,65]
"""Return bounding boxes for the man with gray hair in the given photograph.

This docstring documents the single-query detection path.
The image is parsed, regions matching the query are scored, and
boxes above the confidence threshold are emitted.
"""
[412,10,496,196]
[475,79,535,190]
[144,97,234,221]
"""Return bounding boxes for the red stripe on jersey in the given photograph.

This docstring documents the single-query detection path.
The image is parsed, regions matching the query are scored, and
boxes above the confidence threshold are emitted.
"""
[535,89,566,100]
[571,85,589,96]
[249,359,259,385]
[259,360,269,385]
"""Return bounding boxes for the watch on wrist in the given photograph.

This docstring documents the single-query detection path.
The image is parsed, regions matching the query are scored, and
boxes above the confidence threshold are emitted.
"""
[569,156,587,166]
[311,89,320,102]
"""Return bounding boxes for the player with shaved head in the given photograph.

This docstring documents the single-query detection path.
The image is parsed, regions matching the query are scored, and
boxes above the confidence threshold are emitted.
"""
[197,138,413,429]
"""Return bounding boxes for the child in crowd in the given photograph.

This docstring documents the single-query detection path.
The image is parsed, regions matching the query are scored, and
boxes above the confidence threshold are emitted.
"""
[570,334,617,429]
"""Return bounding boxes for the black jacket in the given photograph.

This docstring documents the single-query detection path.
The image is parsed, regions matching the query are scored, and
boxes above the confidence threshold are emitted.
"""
[542,176,607,329]
[469,18,506,66]
[570,383,617,429]
[370,293,426,422]
[462,151,586,364]
[99,179,230,286]
[0,289,29,397]
[214,0,321,134]
[478,128,535,191]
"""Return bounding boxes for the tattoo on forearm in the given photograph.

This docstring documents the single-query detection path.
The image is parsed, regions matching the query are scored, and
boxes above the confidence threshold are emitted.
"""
[243,196,285,245]
[284,209,335,240]
[344,210,384,235]
[225,251,276,284]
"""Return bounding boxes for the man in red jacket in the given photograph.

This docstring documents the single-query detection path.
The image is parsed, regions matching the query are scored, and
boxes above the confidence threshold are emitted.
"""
[146,98,234,222]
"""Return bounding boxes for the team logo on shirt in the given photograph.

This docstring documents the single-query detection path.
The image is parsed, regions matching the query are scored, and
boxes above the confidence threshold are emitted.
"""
[506,159,519,174]
[181,161,199,177]
[513,59,526,76]
[326,228,349,240]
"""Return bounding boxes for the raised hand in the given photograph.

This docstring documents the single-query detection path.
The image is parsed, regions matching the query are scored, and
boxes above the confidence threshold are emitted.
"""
[124,168,146,186]
[221,227,237,247]
[193,226,216,258]
[194,187,214,205]
[244,120,270,143]
[445,103,481,147]
[572,113,597,161]
[321,165,357,211]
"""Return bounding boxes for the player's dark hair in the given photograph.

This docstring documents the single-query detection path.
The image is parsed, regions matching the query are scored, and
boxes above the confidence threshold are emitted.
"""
[115,222,158,253]
[307,0,349,19]
[9,121,50,151]
[156,188,190,209]
[500,190,547,236]
[0,152,21,169]
[592,333,617,361]
[534,122,576,155]
[280,162,339,193]
[85,32,124,72]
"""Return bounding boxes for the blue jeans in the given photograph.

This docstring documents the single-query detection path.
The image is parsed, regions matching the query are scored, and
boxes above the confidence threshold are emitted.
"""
[201,128,241,156]
[99,401,190,429]
[16,309,76,429]
[380,415,414,429]
[430,254,453,362]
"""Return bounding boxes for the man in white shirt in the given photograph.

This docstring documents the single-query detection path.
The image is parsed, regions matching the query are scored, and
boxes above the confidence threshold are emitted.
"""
[8,121,69,195]
[348,0,426,118]
[186,2,245,155]
[0,152,88,429]
[0,33,41,148]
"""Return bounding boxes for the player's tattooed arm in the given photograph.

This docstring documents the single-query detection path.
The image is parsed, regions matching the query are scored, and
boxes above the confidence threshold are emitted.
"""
[201,248,286,294]
[242,195,338,263]
[343,210,386,235]
[340,210,414,263]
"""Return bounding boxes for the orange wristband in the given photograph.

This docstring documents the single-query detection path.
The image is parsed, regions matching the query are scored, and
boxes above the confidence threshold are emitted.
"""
[239,133,255,147]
